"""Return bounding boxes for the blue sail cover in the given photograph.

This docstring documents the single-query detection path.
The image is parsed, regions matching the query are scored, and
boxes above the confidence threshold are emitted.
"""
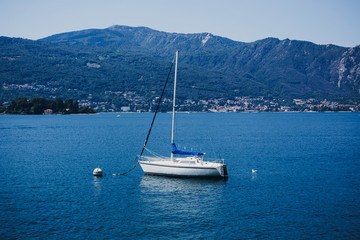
[171,143,204,156]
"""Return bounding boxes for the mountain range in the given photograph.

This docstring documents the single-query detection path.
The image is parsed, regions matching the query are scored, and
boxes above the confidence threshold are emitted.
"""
[1,25,359,106]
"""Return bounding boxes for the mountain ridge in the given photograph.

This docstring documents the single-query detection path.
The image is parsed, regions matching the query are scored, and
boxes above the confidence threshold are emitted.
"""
[1,25,359,109]
[40,25,359,97]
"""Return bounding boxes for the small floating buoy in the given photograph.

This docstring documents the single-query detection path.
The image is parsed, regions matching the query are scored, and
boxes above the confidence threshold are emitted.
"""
[93,167,103,176]
[252,169,257,174]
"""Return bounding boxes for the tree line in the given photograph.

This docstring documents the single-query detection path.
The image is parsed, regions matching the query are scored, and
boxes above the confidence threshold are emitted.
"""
[0,97,96,114]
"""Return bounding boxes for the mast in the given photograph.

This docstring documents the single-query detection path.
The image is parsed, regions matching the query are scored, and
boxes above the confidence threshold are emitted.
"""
[171,50,179,161]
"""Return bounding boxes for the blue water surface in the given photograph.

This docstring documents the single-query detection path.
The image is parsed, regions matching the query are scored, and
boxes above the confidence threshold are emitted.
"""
[1,112,359,239]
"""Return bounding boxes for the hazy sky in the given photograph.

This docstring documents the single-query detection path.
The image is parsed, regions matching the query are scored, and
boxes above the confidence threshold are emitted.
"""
[0,0,359,47]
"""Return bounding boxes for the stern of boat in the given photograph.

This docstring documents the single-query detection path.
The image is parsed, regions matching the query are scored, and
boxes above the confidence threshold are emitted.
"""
[217,164,228,179]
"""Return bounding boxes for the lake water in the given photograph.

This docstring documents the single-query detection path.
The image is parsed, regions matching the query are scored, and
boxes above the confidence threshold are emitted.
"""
[1,112,359,239]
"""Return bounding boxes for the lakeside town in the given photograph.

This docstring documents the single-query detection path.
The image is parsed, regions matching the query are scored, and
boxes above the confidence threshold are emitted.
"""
[87,92,360,113]
[2,83,359,113]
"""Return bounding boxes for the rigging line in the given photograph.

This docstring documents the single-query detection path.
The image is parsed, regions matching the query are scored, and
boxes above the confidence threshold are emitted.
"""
[208,132,222,160]
[144,148,168,159]
[113,58,175,176]
[139,57,175,158]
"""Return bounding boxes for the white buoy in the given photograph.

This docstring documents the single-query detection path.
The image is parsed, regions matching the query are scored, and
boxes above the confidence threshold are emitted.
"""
[93,167,103,176]
[252,169,257,174]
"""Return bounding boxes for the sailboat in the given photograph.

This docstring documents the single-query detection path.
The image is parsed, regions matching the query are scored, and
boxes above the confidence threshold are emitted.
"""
[138,51,228,179]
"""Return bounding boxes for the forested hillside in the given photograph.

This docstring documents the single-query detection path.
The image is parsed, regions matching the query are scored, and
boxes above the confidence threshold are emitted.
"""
[1,25,359,111]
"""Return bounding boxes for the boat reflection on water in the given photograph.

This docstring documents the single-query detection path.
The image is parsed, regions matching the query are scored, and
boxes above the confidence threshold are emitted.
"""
[139,175,228,193]
[138,175,228,236]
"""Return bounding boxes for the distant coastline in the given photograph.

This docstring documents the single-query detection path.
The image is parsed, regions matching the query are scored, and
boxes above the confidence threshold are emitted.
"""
[1,96,359,114]
[89,96,360,113]
[0,97,96,115]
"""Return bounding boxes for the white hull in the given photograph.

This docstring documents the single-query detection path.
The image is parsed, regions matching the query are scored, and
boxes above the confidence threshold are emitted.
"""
[139,159,227,178]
